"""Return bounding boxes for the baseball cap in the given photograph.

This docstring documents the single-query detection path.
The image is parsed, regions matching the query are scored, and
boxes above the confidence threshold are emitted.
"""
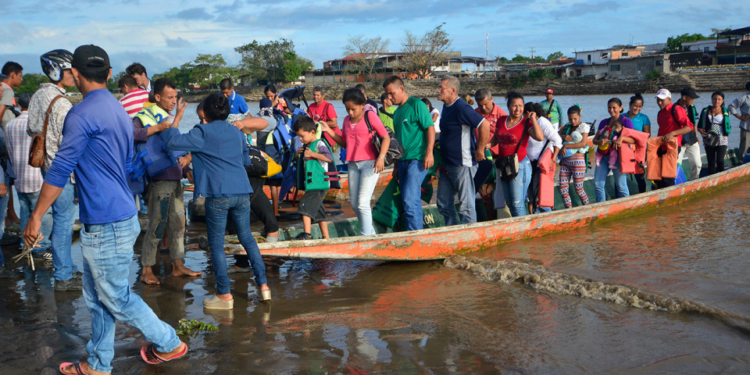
[0,73,6,80]
[655,89,671,100]
[72,45,110,74]
[680,87,700,99]
[546,89,554,94]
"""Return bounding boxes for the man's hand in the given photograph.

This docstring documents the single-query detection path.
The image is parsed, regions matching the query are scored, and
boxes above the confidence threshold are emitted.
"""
[186,170,194,184]
[319,121,331,133]
[0,183,6,197]
[424,153,434,170]
[176,98,187,115]
[474,148,486,162]
[23,217,42,249]
[739,114,750,122]
[699,129,707,137]
[178,154,191,169]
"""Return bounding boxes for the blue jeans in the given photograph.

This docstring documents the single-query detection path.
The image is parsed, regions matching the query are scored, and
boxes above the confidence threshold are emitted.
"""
[437,164,477,226]
[348,160,379,235]
[206,195,267,295]
[51,177,78,280]
[398,160,428,231]
[18,191,53,251]
[496,157,532,217]
[594,155,630,203]
[80,215,180,373]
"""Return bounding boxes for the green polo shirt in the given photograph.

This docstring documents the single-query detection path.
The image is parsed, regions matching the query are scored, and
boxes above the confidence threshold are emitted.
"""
[393,96,434,161]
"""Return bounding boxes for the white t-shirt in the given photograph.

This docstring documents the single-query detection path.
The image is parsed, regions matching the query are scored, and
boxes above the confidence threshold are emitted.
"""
[526,117,563,162]
[0,83,16,132]
[431,108,441,133]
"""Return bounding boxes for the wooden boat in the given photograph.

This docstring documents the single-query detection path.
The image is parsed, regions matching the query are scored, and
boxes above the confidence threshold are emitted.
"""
[223,149,750,261]
[261,169,393,201]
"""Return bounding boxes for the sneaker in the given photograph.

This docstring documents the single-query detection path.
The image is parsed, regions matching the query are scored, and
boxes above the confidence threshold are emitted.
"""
[0,265,22,278]
[72,271,83,279]
[55,278,83,292]
[32,250,53,261]
[293,232,313,241]
[203,295,233,310]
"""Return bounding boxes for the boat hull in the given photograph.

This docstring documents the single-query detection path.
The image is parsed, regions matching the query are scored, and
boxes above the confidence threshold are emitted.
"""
[224,160,750,260]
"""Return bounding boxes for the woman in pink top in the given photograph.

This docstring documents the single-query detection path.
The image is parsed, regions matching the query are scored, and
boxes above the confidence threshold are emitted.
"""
[321,88,391,235]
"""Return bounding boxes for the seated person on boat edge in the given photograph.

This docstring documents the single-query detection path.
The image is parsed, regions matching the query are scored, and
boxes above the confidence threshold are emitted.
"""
[293,116,333,241]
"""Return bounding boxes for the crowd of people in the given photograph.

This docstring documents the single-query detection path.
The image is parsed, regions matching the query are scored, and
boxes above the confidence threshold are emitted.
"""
[0,43,749,374]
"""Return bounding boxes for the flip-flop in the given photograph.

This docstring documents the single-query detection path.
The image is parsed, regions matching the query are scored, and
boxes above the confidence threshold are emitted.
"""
[140,343,188,365]
[58,362,90,375]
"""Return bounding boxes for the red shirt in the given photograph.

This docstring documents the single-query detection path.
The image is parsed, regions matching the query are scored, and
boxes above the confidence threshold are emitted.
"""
[308,100,341,145]
[494,116,531,161]
[342,110,388,161]
[475,103,507,139]
[657,102,693,146]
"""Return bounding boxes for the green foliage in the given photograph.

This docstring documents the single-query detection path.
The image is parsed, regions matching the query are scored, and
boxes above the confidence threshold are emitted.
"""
[175,319,218,336]
[666,33,708,53]
[645,69,661,80]
[107,71,127,92]
[496,56,509,65]
[15,74,50,95]
[547,51,565,61]
[279,52,313,83]
[509,54,547,64]
[235,38,303,83]
[509,68,556,89]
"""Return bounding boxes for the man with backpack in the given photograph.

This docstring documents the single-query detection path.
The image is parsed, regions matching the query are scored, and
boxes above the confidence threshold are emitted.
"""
[540,89,564,129]
[675,88,702,180]
[27,50,80,291]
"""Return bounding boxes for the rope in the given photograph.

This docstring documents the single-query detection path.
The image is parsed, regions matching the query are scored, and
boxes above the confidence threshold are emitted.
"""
[12,234,42,271]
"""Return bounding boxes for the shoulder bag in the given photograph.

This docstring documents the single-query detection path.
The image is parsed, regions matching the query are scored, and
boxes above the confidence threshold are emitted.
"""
[29,95,63,168]
[363,110,403,167]
[494,119,529,181]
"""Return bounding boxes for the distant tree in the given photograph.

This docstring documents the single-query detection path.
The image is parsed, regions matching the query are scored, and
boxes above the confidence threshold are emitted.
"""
[710,27,732,37]
[343,35,390,80]
[155,63,195,89]
[666,33,708,52]
[191,54,228,88]
[106,71,127,91]
[547,51,565,61]
[235,38,310,83]
[15,73,50,95]
[279,52,313,82]
[495,56,509,65]
[400,25,452,79]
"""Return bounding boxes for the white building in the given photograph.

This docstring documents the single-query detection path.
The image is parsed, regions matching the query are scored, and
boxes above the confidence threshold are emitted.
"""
[681,38,729,54]
[574,49,612,66]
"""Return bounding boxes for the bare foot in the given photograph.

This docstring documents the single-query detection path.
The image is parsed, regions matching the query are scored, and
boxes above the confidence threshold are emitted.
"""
[260,283,270,292]
[141,267,160,285]
[61,362,109,375]
[171,259,201,277]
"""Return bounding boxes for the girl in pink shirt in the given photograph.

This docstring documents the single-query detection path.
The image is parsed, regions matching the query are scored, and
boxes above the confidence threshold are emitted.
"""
[320,88,391,236]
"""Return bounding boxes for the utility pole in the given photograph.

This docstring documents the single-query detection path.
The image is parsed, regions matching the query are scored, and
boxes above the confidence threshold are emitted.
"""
[486,33,489,74]
[530,47,536,60]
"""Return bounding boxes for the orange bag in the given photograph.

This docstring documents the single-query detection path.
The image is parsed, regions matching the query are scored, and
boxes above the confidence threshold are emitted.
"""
[537,149,556,208]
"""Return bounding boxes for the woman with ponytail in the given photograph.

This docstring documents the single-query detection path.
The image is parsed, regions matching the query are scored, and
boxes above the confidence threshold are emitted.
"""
[160,93,271,310]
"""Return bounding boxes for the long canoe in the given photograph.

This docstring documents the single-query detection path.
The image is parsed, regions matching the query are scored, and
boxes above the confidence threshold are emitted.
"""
[222,150,750,260]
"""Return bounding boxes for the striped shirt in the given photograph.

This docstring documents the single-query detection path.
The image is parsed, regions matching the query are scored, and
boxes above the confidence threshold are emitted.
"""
[120,89,150,118]
[6,112,43,193]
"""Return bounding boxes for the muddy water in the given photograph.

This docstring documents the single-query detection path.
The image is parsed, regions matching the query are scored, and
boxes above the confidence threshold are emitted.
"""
[3,182,750,372]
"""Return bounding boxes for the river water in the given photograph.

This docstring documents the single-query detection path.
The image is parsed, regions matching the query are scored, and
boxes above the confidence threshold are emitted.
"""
[1,91,750,374]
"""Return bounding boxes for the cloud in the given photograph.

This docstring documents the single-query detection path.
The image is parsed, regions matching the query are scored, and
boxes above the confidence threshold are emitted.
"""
[0,22,33,45]
[549,0,619,20]
[164,34,195,48]
[176,7,214,20]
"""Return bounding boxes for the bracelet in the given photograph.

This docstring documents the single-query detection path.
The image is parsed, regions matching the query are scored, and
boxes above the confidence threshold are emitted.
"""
[377,155,385,160]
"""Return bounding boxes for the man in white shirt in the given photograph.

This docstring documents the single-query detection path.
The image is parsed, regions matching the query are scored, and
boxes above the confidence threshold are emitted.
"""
[729,81,750,158]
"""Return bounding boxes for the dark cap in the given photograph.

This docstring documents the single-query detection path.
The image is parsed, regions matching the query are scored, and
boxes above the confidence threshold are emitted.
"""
[0,73,6,80]
[746,81,750,91]
[680,87,699,99]
[18,93,31,109]
[72,45,110,74]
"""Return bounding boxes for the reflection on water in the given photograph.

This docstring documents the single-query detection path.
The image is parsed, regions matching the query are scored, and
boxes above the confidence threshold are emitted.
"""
[3,181,750,373]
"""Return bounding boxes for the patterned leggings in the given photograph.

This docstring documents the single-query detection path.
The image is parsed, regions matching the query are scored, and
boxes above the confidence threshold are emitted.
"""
[559,154,589,208]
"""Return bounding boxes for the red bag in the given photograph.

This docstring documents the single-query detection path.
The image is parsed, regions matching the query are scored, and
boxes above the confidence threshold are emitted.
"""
[537,149,556,208]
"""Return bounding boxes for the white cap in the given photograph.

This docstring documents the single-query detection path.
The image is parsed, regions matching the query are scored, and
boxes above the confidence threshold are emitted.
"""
[655,89,671,100]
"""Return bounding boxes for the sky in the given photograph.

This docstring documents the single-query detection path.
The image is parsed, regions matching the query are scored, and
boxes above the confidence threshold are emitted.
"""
[0,0,747,76]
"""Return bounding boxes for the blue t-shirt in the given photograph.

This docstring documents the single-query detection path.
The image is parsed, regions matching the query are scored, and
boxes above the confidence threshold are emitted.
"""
[625,111,651,133]
[439,98,485,167]
[227,91,249,115]
[45,89,137,224]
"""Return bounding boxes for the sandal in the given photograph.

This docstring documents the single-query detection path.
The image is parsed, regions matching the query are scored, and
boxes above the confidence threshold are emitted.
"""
[140,343,188,365]
[58,362,91,375]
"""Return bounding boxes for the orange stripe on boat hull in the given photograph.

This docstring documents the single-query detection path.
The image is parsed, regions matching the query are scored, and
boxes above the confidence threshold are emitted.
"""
[228,164,750,261]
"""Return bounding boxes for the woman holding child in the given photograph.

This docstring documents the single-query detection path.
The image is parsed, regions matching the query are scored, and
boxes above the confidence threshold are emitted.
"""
[557,105,591,208]
[592,98,635,202]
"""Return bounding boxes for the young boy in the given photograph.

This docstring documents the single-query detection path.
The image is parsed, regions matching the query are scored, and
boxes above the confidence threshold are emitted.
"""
[293,116,332,240]
[0,62,23,132]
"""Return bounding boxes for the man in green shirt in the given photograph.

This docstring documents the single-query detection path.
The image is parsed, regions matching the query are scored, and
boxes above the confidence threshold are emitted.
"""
[540,88,564,129]
[383,76,435,231]
[378,92,396,132]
